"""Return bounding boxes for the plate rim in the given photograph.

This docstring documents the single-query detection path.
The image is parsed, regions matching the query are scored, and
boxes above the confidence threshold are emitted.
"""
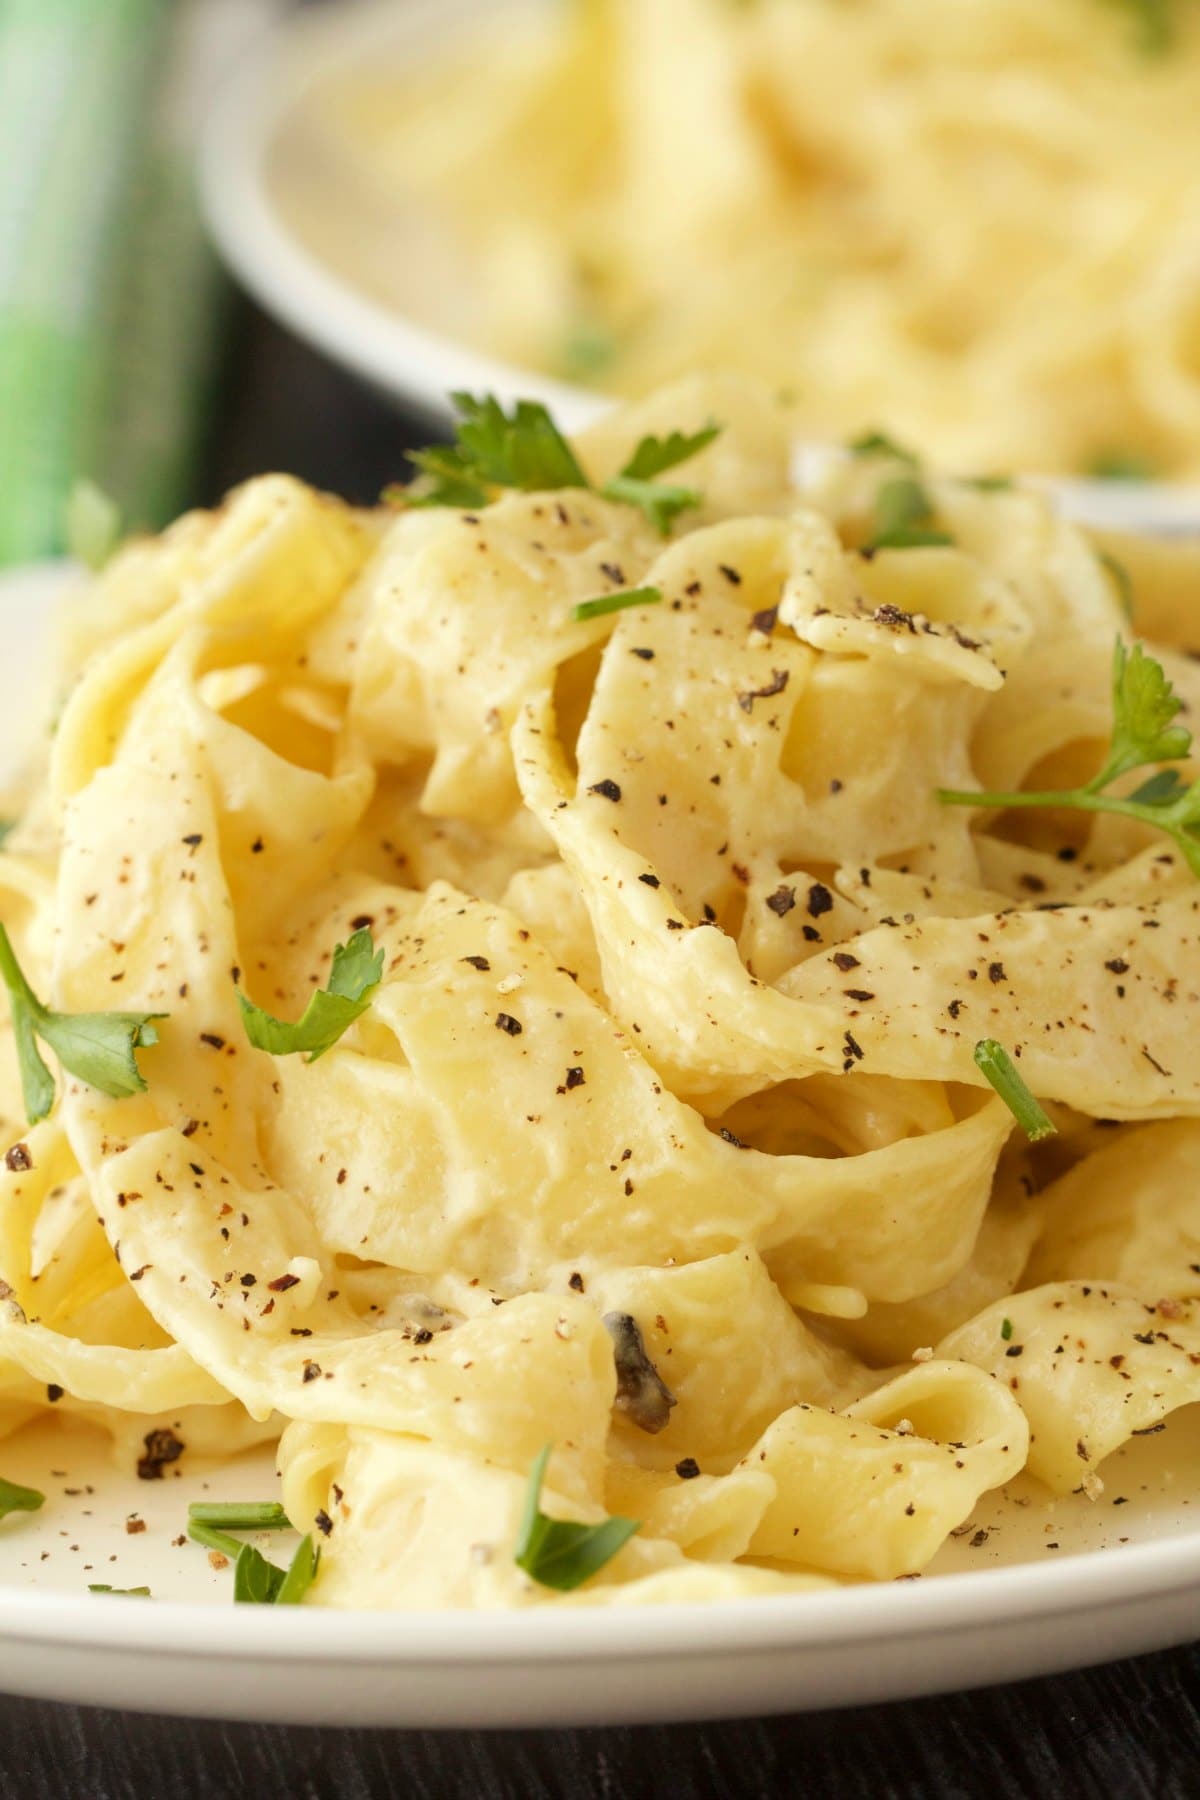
[2,1522,1199,1662]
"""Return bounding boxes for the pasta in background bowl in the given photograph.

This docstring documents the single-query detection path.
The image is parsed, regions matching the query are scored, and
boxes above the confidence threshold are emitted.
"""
[256,0,1200,484]
[2,377,1200,1614]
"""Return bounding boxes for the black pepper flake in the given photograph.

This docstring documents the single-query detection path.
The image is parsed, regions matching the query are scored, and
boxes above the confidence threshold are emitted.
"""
[461,955,491,971]
[302,1360,322,1383]
[47,1384,63,1403]
[1005,1344,1024,1357]
[181,832,203,847]
[314,1509,333,1537]
[568,1272,585,1293]
[675,1458,701,1480]
[588,778,622,802]
[718,564,742,586]
[1105,958,1129,974]
[703,903,717,922]
[5,1142,32,1172]
[873,602,916,633]
[600,561,625,585]
[639,873,661,888]
[137,1427,184,1481]
[240,1273,257,1288]
[268,1273,300,1294]
[843,1030,864,1063]
[948,999,963,1019]
[845,989,875,1002]
[802,925,821,943]
[737,669,789,714]
[766,885,796,917]
[832,952,860,972]
[251,837,265,854]
[719,1126,748,1148]
[495,1013,523,1036]
[987,962,1007,984]
[412,1328,433,1346]
[751,606,778,635]
[564,1067,585,1090]
[631,647,655,661]
[199,1032,226,1051]
[807,883,834,918]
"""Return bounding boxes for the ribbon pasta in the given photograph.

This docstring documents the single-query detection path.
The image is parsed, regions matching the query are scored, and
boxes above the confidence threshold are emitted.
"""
[1,378,1198,1607]
[293,0,1200,477]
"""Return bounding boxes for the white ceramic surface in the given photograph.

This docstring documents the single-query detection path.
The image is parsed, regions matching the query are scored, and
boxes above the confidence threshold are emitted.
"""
[0,559,1199,1724]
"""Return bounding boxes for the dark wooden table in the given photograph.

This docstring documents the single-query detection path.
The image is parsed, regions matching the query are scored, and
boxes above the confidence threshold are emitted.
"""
[4,302,1199,1798]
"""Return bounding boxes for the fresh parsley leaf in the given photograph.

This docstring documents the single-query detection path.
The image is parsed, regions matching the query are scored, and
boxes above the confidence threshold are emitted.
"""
[1000,1317,1014,1341]
[940,638,1200,876]
[65,479,123,572]
[398,448,489,511]
[400,395,721,536]
[189,1506,320,1607]
[188,1501,292,1532]
[848,429,920,465]
[1100,639,1191,783]
[0,923,166,1124]
[1087,447,1162,481]
[274,1534,320,1605]
[233,1541,286,1605]
[973,1041,1057,1143]
[600,424,721,536]
[0,1475,45,1520]
[515,1444,639,1592]
[867,476,954,551]
[89,1584,151,1597]
[965,474,1014,493]
[1099,550,1135,621]
[562,321,618,380]
[571,585,663,624]
[1097,0,1175,55]
[609,425,722,485]
[237,928,383,1064]
[233,1534,319,1606]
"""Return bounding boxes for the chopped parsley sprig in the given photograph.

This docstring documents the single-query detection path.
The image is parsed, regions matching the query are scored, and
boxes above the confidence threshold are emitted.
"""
[0,1475,45,1521]
[0,924,166,1125]
[186,1502,319,1606]
[395,394,721,537]
[515,1444,639,1591]
[1098,0,1176,55]
[189,1501,292,1532]
[89,1584,152,1597]
[571,585,662,624]
[940,640,1200,875]
[237,928,383,1064]
[974,1040,1057,1143]
[867,475,953,551]
[510,1447,636,1591]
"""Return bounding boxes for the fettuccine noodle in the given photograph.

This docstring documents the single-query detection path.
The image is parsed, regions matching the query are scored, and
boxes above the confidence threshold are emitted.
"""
[292,0,1200,478]
[2,376,1200,1607]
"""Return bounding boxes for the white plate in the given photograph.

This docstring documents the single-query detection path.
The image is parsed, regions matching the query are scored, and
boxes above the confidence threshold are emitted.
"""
[0,561,1199,1725]
[198,0,1200,536]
